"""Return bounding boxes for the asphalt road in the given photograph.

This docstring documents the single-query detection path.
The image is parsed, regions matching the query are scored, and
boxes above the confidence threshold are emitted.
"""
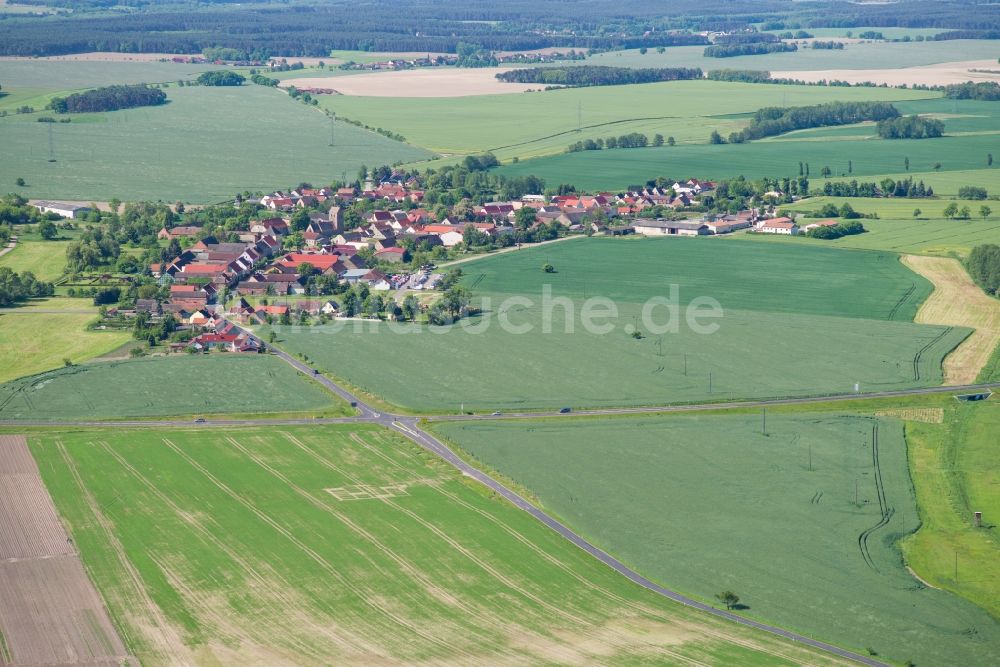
[10,348,983,663]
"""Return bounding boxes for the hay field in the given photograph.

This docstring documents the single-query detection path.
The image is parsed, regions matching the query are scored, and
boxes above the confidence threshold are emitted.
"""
[27,425,852,666]
[902,255,1000,384]
[772,59,1000,86]
[322,80,932,162]
[282,68,540,97]
[269,238,968,412]
[432,413,1000,666]
[0,354,347,420]
[585,40,1000,73]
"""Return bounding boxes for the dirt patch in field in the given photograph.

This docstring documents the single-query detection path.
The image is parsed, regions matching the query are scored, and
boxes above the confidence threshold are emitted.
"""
[0,435,135,666]
[902,254,1000,384]
[772,59,1000,86]
[279,68,542,97]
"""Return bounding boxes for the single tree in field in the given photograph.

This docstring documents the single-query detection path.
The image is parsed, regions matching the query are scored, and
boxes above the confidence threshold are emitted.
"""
[653,133,664,146]
[959,205,972,220]
[715,591,740,610]
[933,162,942,171]
[820,166,832,178]
[667,136,676,146]
[542,263,555,273]
[913,208,921,219]
[943,202,959,219]
[848,159,852,174]
[38,220,57,240]
[15,177,25,187]
[904,156,910,171]
[108,198,121,213]
[709,130,724,144]
[989,153,994,167]
[980,205,992,221]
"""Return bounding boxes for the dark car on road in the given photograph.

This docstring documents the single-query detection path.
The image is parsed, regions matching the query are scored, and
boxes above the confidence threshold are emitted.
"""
[558,407,571,414]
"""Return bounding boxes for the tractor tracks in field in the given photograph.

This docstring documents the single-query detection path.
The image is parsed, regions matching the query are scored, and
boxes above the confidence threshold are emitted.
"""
[858,424,894,573]
[912,327,953,382]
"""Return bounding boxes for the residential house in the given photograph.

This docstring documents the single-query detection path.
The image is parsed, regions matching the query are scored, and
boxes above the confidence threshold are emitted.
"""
[757,217,799,235]
[157,226,201,240]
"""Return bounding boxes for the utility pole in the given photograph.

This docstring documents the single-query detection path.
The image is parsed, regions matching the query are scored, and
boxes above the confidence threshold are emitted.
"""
[762,407,766,435]
[47,123,55,162]
[577,101,582,133]
[329,113,336,147]
[683,353,687,376]
[809,445,813,471]
[709,372,713,394]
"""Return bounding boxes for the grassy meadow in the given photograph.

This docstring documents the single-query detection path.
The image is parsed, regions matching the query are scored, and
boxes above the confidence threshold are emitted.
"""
[0,353,347,419]
[323,80,933,163]
[741,197,1000,257]
[903,399,1000,623]
[432,412,1000,666]
[26,424,853,666]
[0,83,431,202]
[0,297,129,383]
[0,239,69,280]
[269,238,969,412]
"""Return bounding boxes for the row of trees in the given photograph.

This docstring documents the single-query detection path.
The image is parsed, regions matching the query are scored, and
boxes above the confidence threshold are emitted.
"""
[706,69,772,83]
[0,267,54,307]
[722,101,900,144]
[568,132,665,152]
[958,186,989,200]
[943,81,1000,100]
[196,71,245,86]
[496,66,702,87]
[704,42,797,58]
[48,84,166,113]
[875,114,945,139]
[820,178,934,198]
[967,244,1000,296]
[807,220,865,239]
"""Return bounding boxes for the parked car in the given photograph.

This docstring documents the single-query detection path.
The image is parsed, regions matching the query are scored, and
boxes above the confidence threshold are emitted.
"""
[194,417,206,423]
[491,411,502,416]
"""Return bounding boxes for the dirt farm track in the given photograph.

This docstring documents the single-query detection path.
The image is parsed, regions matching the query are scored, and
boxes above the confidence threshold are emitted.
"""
[0,435,135,667]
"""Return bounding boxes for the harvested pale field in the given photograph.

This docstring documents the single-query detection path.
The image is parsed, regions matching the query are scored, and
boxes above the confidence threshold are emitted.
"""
[281,68,541,97]
[902,254,1000,384]
[0,435,135,667]
[772,59,1000,86]
[0,51,196,62]
[875,407,945,424]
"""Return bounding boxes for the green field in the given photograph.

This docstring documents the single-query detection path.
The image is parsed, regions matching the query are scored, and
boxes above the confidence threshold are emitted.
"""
[432,412,1000,666]
[322,80,932,163]
[496,132,996,191]
[0,84,431,202]
[0,353,347,419]
[0,239,69,280]
[585,40,1000,72]
[269,238,968,412]
[903,400,1000,622]
[27,424,852,665]
[0,298,129,383]
[0,59,235,115]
